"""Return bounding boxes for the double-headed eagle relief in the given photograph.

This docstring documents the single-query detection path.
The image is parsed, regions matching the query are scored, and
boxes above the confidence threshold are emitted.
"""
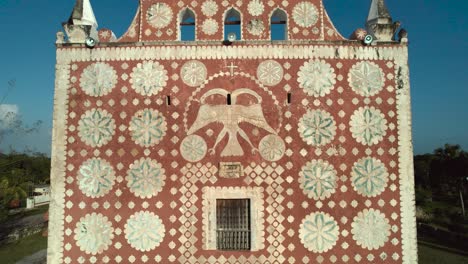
[186,88,276,157]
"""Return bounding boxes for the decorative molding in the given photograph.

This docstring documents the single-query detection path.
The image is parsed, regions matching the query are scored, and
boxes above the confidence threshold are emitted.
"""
[394,46,418,263]
[47,61,70,264]
[57,44,408,64]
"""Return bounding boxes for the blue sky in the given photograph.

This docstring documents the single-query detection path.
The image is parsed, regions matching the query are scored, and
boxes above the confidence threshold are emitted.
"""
[0,0,466,155]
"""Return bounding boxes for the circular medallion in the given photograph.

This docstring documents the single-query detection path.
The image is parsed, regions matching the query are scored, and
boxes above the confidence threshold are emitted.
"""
[74,213,114,255]
[180,135,208,162]
[298,109,337,146]
[181,61,208,87]
[147,3,173,29]
[202,18,219,35]
[126,158,166,199]
[350,106,388,146]
[292,2,319,28]
[77,158,116,198]
[248,0,265,16]
[351,157,389,197]
[201,0,218,17]
[348,61,385,97]
[130,61,168,96]
[79,63,117,97]
[351,209,391,250]
[259,134,285,162]
[77,108,116,148]
[299,212,339,253]
[257,60,284,86]
[298,60,336,97]
[299,159,338,200]
[129,108,167,147]
[125,211,165,251]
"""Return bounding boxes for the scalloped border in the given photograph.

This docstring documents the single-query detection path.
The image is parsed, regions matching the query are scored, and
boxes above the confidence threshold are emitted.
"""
[48,57,70,263]
[394,47,418,263]
[50,44,417,263]
[57,45,412,64]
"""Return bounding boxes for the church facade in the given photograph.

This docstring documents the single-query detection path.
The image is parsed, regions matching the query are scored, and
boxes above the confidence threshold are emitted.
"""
[48,0,417,263]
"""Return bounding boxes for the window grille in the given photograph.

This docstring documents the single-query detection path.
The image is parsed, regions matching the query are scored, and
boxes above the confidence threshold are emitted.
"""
[216,199,251,250]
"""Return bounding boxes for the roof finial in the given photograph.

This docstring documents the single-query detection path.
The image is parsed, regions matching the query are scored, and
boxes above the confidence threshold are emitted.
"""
[69,0,98,28]
[62,0,99,43]
[366,0,400,41]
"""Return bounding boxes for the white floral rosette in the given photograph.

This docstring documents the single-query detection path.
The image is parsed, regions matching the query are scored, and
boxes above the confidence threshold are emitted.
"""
[298,109,337,146]
[348,61,385,97]
[299,212,340,253]
[180,134,208,162]
[181,60,208,87]
[125,211,165,251]
[292,2,319,27]
[79,62,117,97]
[351,157,389,197]
[126,158,166,199]
[298,60,336,97]
[299,159,338,200]
[74,213,114,255]
[202,19,219,36]
[259,134,286,162]
[129,108,167,147]
[350,106,388,146]
[77,108,116,148]
[77,158,116,198]
[351,208,391,250]
[146,3,173,29]
[257,60,284,86]
[130,61,168,96]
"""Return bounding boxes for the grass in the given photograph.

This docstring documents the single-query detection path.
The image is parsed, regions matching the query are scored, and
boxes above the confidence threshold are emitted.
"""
[0,231,466,264]
[419,243,468,264]
[0,232,47,264]
[2,204,49,224]
[20,204,49,218]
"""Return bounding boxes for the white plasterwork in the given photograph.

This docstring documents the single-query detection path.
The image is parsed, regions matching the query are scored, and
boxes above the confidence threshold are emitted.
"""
[57,44,408,64]
[49,43,417,263]
[47,55,70,264]
[394,46,418,263]
[202,186,265,251]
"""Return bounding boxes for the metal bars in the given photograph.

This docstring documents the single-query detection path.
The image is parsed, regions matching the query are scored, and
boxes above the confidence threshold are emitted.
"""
[216,199,251,251]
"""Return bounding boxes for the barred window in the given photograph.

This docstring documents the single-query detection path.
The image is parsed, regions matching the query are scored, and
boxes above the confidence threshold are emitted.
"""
[216,199,251,250]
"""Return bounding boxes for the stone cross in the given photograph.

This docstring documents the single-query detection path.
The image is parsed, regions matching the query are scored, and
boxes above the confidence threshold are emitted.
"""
[226,62,238,75]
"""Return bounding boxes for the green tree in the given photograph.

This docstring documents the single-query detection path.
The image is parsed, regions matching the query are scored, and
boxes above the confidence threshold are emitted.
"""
[0,177,27,208]
[432,144,468,217]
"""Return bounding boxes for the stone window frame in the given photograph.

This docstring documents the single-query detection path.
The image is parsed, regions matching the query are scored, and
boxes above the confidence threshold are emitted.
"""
[202,186,265,251]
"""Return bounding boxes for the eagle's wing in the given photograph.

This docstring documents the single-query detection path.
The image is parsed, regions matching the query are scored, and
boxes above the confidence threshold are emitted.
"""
[238,105,276,134]
[187,105,220,135]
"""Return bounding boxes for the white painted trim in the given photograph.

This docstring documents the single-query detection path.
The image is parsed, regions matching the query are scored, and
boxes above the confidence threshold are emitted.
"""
[395,46,418,263]
[47,51,70,264]
[57,44,408,64]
